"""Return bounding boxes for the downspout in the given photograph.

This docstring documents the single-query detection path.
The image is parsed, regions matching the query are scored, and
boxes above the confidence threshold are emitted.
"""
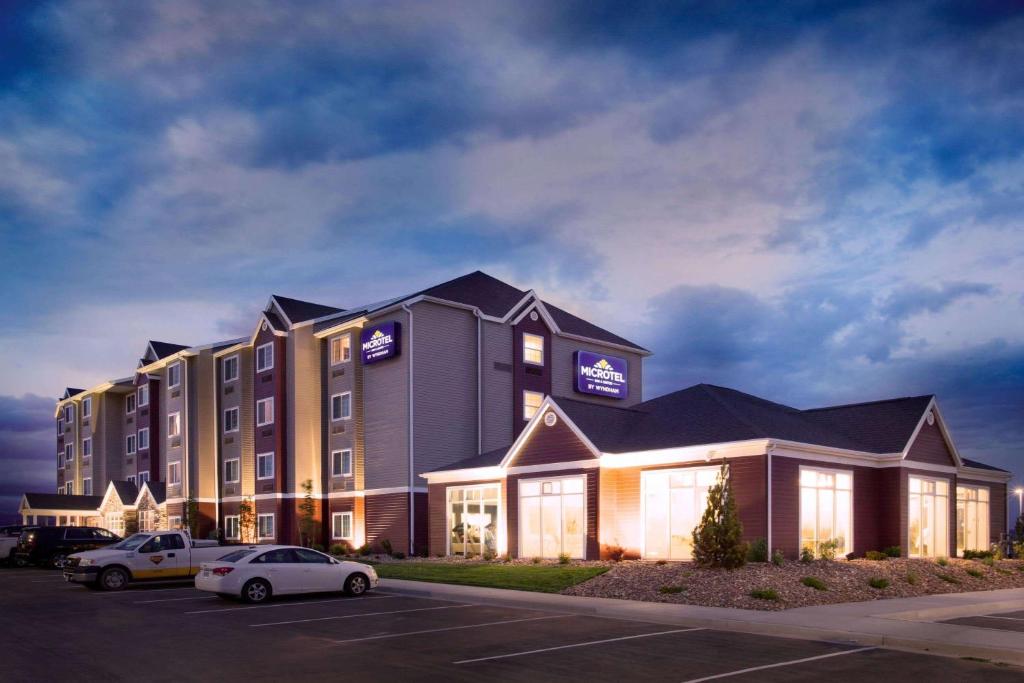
[766,442,773,555]
[401,304,415,556]
[183,356,191,524]
[212,357,220,535]
[476,314,482,455]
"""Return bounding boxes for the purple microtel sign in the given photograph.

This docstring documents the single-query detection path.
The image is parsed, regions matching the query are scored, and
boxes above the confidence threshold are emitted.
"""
[575,350,628,399]
[361,321,401,364]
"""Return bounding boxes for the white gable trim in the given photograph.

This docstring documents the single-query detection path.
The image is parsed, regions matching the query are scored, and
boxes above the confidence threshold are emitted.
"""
[509,294,559,331]
[900,398,963,467]
[248,312,289,346]
[499,397,601,468]
[266,296,294,328]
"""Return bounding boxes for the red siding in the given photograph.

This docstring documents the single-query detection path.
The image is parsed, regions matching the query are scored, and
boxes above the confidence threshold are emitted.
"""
[507,409,596,468]
[365,492,409,553]
[906,420,956,466]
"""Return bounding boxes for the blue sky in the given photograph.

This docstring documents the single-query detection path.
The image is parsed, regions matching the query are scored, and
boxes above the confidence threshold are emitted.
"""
[1,1,1022,521]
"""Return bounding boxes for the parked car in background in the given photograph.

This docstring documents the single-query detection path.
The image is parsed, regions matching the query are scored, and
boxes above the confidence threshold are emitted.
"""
[195,546,378,603]
[64,530,241,591]
[16,527,121,569]
[1,526,34,566]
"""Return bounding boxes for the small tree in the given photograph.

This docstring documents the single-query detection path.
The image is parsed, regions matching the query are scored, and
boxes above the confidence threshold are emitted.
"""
[298,479,318,548]
[182,495,200,537]
[692,462,748,569]
[238,498,256,544]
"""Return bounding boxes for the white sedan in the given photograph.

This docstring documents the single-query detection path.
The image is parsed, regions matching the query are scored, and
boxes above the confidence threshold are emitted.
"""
[195,545,378,603]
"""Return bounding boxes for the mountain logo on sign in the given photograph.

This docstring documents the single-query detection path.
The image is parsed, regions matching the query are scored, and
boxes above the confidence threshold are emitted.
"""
[580,357,624,383]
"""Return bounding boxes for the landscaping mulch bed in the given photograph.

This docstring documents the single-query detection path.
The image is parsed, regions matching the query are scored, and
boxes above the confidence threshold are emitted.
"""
[560,557,1024,611]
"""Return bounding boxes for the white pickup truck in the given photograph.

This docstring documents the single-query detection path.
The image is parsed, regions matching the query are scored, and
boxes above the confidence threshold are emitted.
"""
[63,530,248,590]
[0,526,29,566]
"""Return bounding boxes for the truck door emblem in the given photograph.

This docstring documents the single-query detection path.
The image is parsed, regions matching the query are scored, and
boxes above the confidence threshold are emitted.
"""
[150,556,163,565]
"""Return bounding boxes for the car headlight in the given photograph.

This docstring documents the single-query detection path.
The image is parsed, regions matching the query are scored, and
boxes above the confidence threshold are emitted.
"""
[78,558,94,566]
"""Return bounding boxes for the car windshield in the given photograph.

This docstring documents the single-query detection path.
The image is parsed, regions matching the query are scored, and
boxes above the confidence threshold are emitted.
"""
[217,549,257,563]
[112,534,152,551]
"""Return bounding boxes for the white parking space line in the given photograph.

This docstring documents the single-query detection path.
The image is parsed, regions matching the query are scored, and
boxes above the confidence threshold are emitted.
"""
[92,587,200,596]
[251,603,474,628]
[134,596,218,604]
[187,594,395,615]
[978,615,1024,621]
[328,614,569,644]
[454,628,705,664]
[30,578,67,583]
[679,646,877,682]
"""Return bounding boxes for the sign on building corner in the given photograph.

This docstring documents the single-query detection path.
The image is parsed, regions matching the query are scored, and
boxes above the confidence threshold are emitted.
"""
[360,321,402,364]
[574,350,628,399]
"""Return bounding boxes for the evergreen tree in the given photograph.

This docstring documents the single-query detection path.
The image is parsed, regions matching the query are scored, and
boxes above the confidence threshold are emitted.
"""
[692,462,748,569]
[183,495,200,537]
[238,498,256,544]
[299,479,318,547]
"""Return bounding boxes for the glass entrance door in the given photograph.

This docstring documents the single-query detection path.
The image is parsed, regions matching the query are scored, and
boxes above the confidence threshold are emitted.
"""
[518,476,586,558]
[908,476,949,558]
[447,485,500,557]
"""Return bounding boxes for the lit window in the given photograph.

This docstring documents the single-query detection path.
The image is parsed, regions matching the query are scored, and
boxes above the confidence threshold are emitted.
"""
[331,392,352,421]
[332,449,353,477]
[138,428,149,450]
[523,333,544,365]
[224,407,239,433]
[957,485,990,555]
[168,412,181,438]
[257,452,274,480]
[167,363,181,389]
[523,391,544,421]
[256,398,274,426]
[225,516,240,540]
[799,467,853,558]
[82,438,92,458]
[256,343,274,372]
[168,461,182,485]
[331,334,352,365]
[81,397,92,419]
[138,385,149,407]
[223,355,239,383]
[224,459,240,484]
[83,478,92,495]
[126,434,137,455]
[258,513,275,539]
[168,516,182,530]
[126,393,136,415]
[908,476,950,558]
[447,484,501,557]
[332,512,353,540]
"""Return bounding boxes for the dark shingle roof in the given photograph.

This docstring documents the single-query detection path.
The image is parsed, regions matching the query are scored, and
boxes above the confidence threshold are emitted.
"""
[110,481,139,505]
[271,295,343,324]
[801,395,934,454]
[544,301,648,352]
[143,481,166,504]
[22,493,103,511]
[430,445,510,472]
[961,458,1010,473]
[62,388,85,399]
[149,341,190,359]
[262,310,287,331]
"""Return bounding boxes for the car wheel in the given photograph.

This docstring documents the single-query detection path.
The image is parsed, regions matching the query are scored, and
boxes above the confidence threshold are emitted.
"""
[99,567,129,591]
[344,573,369,596]
[242,579,271,604]
[51,553,68,570]
[13,555,28,568]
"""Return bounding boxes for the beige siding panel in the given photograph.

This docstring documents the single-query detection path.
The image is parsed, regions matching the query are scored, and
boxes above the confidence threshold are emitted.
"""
[193,351,218,499]
[325,328,360,494]
[288,325,322,493]
[363,310,410,489]
[412,301,478,484]
[550,335,643,407]
[480,320,514,452]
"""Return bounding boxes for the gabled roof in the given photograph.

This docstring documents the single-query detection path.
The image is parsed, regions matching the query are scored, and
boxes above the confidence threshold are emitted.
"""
[429,445,511,473]
[148,341,190,360]
[801,395,935,454]
[110,481,139,505]
[961,457,1010,473]
[143,481,167,505]
[270,295,342,326]
[61,388,85,400]
[21,493,103,512]
[543,301,647,351]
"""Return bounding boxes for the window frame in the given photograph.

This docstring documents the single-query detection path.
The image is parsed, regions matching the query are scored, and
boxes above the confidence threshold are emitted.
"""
[168,516,182,530]
[82,478,92,495]
[65,482,73,495]
[332,511,354,540]
[798,465,854,558]
[908,474,951,558]
[167,362,181,389]
[224,407,240,433]
[331,392,352,421]
[224,458,240,484]
[64,404,74,423]
[126,433,137,456]
[138,471,150,483]
[523,333,544,366]
[224,515,240,540]
[330,334,352,365]
[222,354,239,383]
[137,427,149,451]
[82,437,92,458]
[256,452,275,481]
[256,397,274,427]
[447,483,503,558]
[138,385,149,407]
[257,513,275,540]
[126,393,136,415]
[168,461,182,485]
[332,449,353,477]
[127,474,136,485]
[256,342,274,372]
[523,390,544,421]
[65,443,74,463]
[956,484,990,555]
[167,411,181,438]
[81,397,92,419]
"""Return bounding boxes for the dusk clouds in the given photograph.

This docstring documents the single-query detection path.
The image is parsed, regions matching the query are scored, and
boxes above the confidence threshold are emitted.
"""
[0,0,1021,513]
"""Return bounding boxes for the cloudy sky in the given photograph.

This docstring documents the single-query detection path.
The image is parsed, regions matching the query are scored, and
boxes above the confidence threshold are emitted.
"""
[1,1,1022,521]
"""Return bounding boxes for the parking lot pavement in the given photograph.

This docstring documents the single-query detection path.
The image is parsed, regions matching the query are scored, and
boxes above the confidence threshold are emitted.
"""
[942,610,1024,633]
[3,570,1023,682]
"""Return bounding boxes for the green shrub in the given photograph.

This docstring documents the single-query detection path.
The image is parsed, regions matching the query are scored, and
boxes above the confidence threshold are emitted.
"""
[936,573,960,584]
[749,588,780,601]
[965,567,983,578]
[771,549,785,566]
[656,559,667,565]
[381,539,394,556]
[391,551,406,560]
[865,550,887,561]
[692,463,748,569]
[747,538,768,563]
[906,572,918,585]
[884,546,902,558]
[801,576,827,591]
[799,547,814,564]
[329,541,352,556]
[659,585,685,594]
[358,543,372,556]
[482,548,496,561]
[558,553,571,565]
[531,556,542,564]
[818,538,841,561]
[936,557,949,567]
[868,578,890,589]
[981,556,995,567]
[962,549,994,560]
[311,543,325,552]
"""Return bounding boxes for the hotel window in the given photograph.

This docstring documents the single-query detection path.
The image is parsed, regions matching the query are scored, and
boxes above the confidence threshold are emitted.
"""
[332,512,354,540]
[258,513,275,540]
[224,458,240,484]
[224,407,239,433]
[168,412,181,438]
[57,452,63,469]
[82,397,92,419]
[65,443,74,463]
[83,478,92,495]
[256,398,274,426]
[519,477,584,559]
[138,385,149,407]
[523,333,544,365]
[330,334,352,365]
[257,452,274,480]
[64,404,74,423]
[168,516,182,530]
[642,467,718,560]
[225,516,240,540]
[523,390,544,421]
[331,392,352,421]
[82,438,92,458]
[168,461,182,485]
[57,418,64,434]
[957,485,990,555]
[139,509,154,532]
[126,393,136,415]
[126,434,137,455]
[168,362,181,389]
[799,467,853,558]
[909,476,949,558]
[332,449,353,477]
[65,482,73,495]
[138,427,149,451]
[256,342,274,372]
[105,511,124,536]
[223,355,239,383]
[447,484,500,557]
[127,474,136,485]
[138,471,150,483]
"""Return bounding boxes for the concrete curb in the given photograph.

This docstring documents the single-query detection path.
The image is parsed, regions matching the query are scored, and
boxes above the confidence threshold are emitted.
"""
[381,579,1024,666]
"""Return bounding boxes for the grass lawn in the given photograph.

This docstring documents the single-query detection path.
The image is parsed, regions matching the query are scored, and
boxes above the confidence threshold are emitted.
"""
[375,562,609,593]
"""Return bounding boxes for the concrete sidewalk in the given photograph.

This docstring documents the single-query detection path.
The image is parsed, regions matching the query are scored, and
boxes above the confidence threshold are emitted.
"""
[382,578,1024,665]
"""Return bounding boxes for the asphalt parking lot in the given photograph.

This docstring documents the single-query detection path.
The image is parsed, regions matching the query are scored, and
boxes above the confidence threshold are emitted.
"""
[2,569,1022,682]
[942,610,1024,633]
